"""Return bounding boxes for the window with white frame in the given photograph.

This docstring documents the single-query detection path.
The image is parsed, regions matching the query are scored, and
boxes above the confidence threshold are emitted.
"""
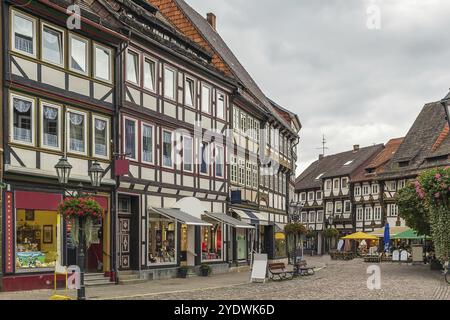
[365,207,372,221]
[182,136,193,172]
[325,180,332,190]
[185,78,195,107]
[230,155,237,183]
[344,200,351,212]
[398,180,406,190]
[389,181,397,191]
[42,24,64,66]
[355,185,361,196]
[69,34,88,74]
[217,92,225,119]
[252,164,258,189]
[124,118,137,160]
[94,44,111,82]
[374,206,382,220]
[342,177,348,189]
[164,67,175,100]
[233,107,239,131]
[142,123,154,164]
[363,185,370,195]
[316,191,322,200]
[40,102,60,150]
[215,145,224,177]
[300,192,306,201]
[317,211,324,223]
[126,50,139,84]
[335,201,342,214]
[12,10,36,57]
[200,142,210,174]
[389,204,398,216]
[308,191,314,201]
[356,207,363,221]
[301,212,308,223]
[11,94,34,145]
[201,84,211,113]
[67,109,87,154]
[238,158,245,185]
[240,112,246,133]
[326,202,333,214]
[93,115,109,158]
[333,178,340,190]
[309,211,316,223]
[246,162,252,187]
[162,130,173,168]
[372,184,379,195]
[143,58,156,91]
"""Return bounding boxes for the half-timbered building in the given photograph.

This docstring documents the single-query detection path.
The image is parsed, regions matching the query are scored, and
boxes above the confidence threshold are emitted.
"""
[379,102,450,227]
[148,0,301,265]
[0,0,126,291]
[351,138,404,232]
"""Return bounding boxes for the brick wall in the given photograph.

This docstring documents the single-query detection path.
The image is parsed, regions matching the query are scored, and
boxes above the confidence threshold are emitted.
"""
[149,0,232,76]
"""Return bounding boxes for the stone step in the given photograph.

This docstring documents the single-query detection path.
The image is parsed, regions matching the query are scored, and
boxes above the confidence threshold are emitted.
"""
[118,278,147,285]
[84,274,108,281]
[85,279,114,287]
[118,270,135,275]
[118,274,141,280]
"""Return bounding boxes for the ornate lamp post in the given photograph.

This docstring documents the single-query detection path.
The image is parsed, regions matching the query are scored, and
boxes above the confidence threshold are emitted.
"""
[54,156,104,300]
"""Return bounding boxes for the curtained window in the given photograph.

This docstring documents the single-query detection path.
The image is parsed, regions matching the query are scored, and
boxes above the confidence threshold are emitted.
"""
[162,130,173,167]
[94,118,108,157]
[68,112,85,153]
[142,124,153,163]
[124,119,136,159]
[12,97,33,143]
[13,12,35,55]
[42,105,59,148]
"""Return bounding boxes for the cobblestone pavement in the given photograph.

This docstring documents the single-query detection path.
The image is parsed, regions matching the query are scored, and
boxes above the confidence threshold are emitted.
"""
[0,256,448,300]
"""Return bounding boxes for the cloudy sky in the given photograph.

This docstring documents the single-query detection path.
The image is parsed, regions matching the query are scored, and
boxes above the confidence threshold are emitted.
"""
[186,0,450,175]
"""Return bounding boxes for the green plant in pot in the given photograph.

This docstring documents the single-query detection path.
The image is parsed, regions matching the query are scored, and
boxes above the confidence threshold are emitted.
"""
[178,266,189,278]
[199,264,212,277]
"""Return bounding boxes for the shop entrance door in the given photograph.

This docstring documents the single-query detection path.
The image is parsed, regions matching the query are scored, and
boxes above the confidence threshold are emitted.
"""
[86,220,103,272]
[118,195,139,270]
[118,217,131,269]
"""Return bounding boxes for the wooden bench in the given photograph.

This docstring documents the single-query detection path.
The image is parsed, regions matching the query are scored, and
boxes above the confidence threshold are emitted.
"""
[294,260,315,276]
[268,263,294,281]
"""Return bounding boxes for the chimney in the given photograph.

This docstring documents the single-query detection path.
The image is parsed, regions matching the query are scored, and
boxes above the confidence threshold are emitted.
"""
[206,12,216,30]
[319,154,324,160]
[353,144,360,152]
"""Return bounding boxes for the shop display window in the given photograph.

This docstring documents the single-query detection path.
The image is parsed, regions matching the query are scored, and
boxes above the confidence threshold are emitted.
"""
[201,222,223,261]
[148,212,176,264]
[16,209,59,270]
[274,231,287,259]
[236,228,247,260]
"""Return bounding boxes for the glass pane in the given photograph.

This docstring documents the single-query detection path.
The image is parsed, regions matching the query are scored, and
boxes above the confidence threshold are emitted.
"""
[69,112,85,152]
[16,210,58,270]
[183,137,192,171]
[163,131,172,167]
[200,143,208,174]
[148,212,176,264]
[94,119,107,156]
[236,229,246,260]
[125,119,136,159]
[185,79,194,106]
[164,68,174,99]
[201,86,210,113]
[201,223,222,261]
[95,46,110,81]
[126,51,139,83]
[142,124,153,163]
[70,36,87,73]
[215,147,223,177]
[217,94,224,118]
[13,98,32,143]
[43,106,58,148]
[42,26,62,65]
[14,14,33,54]
[144,59,155,91]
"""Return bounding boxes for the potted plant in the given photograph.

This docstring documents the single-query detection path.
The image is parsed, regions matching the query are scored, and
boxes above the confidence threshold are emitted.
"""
[199,264,212,277]
[178,266,189,278]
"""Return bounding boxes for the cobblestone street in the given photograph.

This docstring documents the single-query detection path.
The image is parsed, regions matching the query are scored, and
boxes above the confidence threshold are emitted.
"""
[0,256,448,300]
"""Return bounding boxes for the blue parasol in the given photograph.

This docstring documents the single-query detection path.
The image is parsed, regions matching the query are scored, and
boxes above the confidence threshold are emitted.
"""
[384,223,391,252]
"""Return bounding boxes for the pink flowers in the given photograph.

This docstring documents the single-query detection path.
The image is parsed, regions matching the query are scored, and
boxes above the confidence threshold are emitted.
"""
[435,192,441,199]
[435,173,442,181]
[414,180,425,199]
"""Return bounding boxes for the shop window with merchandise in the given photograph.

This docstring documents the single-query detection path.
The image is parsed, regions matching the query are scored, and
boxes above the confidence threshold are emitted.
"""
[148,211,176,265]
[201,221,223,262]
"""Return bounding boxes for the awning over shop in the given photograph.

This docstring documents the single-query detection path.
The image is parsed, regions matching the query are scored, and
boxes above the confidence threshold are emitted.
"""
[203,213,255,229]
[341,232,379,240]
[231,209,269,226]
[391,229,429,240]
[150,207,212,226]
[369,226,410,238]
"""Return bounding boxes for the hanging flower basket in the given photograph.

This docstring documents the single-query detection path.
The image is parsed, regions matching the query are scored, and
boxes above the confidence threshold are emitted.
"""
[284,223,307,236]
[323,228,339,239]
[59,197,104,248]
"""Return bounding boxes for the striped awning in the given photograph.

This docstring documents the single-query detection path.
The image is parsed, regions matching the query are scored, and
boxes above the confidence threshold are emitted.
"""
[231,209,269,226]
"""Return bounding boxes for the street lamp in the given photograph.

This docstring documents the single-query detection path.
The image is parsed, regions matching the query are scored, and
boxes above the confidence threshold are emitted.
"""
[440,92,450,126]
[54,157,104,300]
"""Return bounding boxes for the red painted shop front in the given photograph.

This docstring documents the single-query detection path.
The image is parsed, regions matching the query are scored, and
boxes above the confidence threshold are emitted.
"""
[1,190,109,292]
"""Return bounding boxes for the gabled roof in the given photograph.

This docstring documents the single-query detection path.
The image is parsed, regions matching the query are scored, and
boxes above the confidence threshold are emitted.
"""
[352,137,404,182]
[295,144,384,190]
[165,0,296,133]
[381,101,450,179]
